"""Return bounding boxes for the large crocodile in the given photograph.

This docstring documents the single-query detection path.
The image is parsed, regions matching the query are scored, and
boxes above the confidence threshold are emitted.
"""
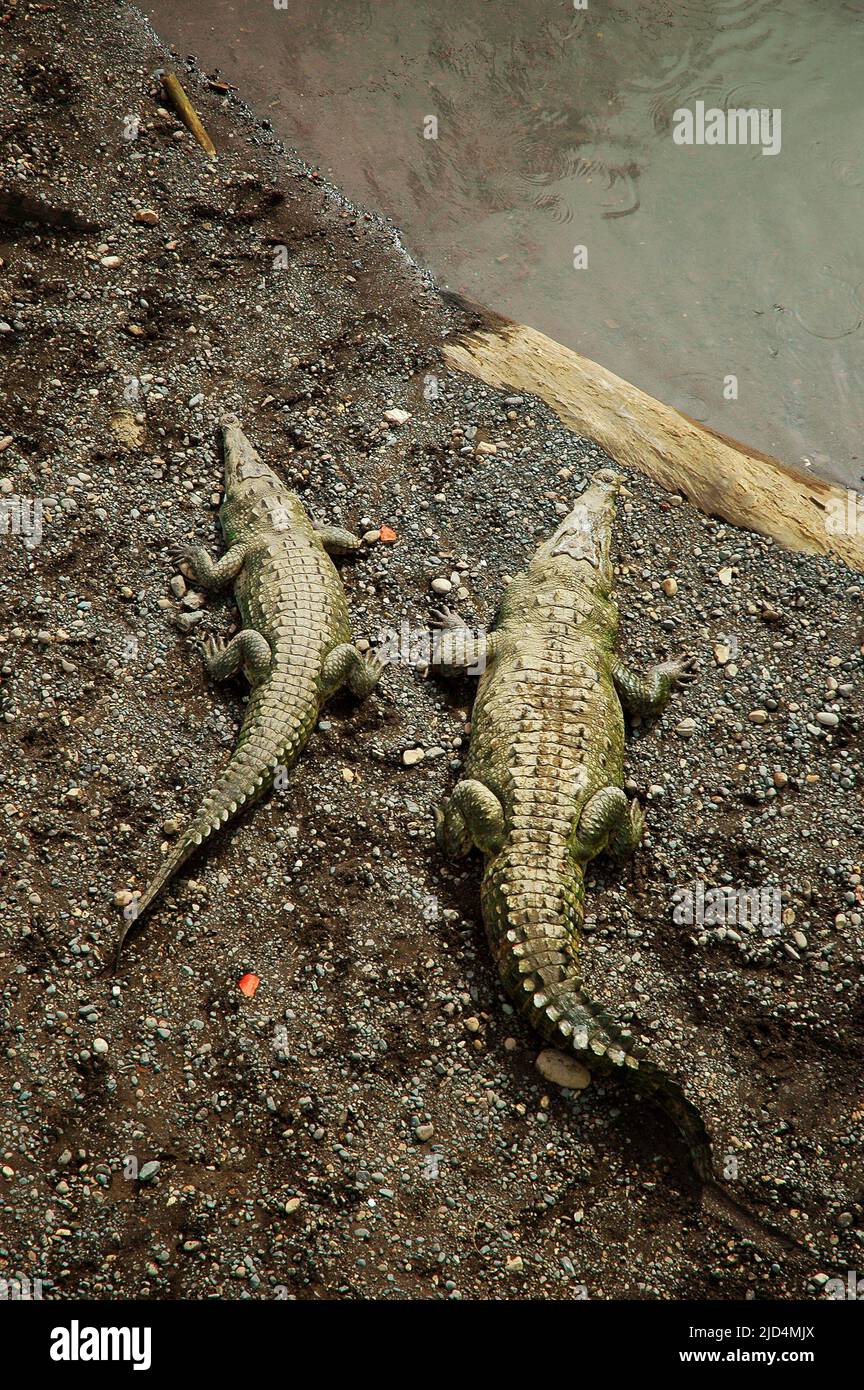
[433,469,712,1176]
[116,414,383,961]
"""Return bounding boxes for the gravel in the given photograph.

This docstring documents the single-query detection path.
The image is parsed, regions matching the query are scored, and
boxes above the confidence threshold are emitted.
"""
[0,0,861,1303]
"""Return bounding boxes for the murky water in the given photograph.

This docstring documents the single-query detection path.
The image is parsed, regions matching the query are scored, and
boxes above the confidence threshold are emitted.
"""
[144,0,864,486]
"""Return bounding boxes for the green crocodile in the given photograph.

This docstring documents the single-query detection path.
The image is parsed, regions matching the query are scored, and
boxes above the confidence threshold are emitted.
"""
[116,414,383,961]
[433,469,712,1176]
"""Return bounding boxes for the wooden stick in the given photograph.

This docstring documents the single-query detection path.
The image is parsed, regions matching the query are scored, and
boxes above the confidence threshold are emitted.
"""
[444,312,864,572]
[162,72,216,157]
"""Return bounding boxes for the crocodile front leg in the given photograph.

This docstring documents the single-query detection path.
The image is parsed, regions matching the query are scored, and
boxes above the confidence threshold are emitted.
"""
[612,653,696,718]
[436,778,505,857]
[201,631,272,686]
[429,606,496,674]
[574,785,645,863]
[321,642,385,698]
[171,540,248,590]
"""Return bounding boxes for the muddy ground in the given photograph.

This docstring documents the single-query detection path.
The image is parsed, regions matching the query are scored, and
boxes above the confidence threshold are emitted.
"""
[0,0,862,1301]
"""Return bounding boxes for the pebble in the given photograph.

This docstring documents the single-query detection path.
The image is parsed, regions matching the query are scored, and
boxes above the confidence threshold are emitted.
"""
[415,1123,434,1141]
[175,611,204,632]
[535,1050,591,1090]
[431,576,452,595]
[402,748,425,766]
[676,717,696,737]
[661,577,678,596]
[109,410,144,449]
[383,408,411,426]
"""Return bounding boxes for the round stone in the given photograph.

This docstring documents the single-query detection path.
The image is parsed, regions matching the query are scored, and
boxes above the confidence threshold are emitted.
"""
[535,1049,591,1090]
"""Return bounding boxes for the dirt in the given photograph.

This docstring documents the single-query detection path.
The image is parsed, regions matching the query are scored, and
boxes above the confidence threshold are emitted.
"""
[0,0,862,1302]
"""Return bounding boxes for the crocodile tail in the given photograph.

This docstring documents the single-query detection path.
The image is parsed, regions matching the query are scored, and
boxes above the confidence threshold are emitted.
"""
[115,705,285,964]
[482,844,713,1180]
[115,786,257,965]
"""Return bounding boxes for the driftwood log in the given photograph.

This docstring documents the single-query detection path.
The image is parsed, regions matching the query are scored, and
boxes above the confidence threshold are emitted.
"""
[444,312,864,572]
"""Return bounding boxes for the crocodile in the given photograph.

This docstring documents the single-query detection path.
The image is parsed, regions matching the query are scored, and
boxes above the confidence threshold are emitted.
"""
[432,469,712,1176]
[116,413,383,961]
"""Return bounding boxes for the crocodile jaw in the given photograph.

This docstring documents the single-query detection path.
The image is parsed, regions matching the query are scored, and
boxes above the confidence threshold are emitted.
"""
[220,412,307,537]
[532,474,619,592]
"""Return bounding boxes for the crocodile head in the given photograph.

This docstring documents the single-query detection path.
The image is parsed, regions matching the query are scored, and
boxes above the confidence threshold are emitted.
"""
[220,413,308,537]
[530,468,621,593]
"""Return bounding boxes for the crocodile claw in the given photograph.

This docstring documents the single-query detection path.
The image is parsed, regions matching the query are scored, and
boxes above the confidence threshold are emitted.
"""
[364,649,388,680]
[168,540,197,573]
[430,606,463,632]
[199,634,226,661]
[662,654,697,687]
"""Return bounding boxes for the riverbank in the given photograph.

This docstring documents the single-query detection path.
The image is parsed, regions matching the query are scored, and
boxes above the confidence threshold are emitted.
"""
[0,0,861,1300]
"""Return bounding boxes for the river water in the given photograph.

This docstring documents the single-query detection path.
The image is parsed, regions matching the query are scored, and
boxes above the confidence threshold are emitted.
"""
[144,0,864,487]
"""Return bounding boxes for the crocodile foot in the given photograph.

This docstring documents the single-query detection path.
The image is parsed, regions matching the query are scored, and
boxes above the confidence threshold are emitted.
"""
[657,653,697,687]
[430,606,467,632]
[168,540,199,573]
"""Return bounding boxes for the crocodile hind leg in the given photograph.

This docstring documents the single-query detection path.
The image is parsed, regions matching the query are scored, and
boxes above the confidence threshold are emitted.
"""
[436,778,505,857]
[612,654,696,718]
[201,631,272,686]
[574,786,645,862]
[321,642,385,698]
